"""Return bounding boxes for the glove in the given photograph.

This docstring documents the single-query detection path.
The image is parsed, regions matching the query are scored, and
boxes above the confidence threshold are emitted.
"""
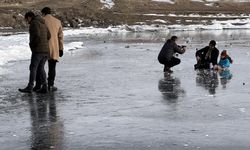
[59,50,63,57]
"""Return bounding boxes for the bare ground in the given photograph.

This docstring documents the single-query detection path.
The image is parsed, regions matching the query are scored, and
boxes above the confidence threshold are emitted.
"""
[1,0,250,28]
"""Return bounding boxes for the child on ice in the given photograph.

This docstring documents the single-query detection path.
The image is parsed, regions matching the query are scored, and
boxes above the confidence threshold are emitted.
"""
[214,50,233,71]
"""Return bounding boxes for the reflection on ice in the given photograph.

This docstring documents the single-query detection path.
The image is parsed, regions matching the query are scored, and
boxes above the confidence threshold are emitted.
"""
[21,93,65,150]
[195,69,233,95]
[196,70,219,95]
[219,69,233,89]
[158,73,185,103]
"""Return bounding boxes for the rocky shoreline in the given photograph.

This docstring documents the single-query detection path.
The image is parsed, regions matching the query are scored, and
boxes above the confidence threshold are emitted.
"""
[1,0,250,29]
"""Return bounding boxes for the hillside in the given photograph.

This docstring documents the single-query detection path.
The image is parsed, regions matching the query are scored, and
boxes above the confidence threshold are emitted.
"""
[1,0,250,29]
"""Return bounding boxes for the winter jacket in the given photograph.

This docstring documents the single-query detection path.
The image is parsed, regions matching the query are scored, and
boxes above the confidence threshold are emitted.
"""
[29,16,51,53]
[158,39,185,62]
[219,58,230,68]
[43,14,64,61]
[195,46,219,66]
[226,56,233,64]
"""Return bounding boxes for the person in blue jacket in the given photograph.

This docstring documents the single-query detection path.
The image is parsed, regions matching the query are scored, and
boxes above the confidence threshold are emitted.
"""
[214,50,233,71]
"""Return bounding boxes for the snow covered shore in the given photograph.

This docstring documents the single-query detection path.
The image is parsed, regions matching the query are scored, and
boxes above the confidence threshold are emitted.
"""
[1,16,250,66]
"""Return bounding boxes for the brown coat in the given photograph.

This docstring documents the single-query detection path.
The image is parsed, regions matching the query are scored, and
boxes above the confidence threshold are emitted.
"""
[43,14,64,61]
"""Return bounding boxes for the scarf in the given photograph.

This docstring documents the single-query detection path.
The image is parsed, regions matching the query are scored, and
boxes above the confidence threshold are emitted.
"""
[205,48,213,60]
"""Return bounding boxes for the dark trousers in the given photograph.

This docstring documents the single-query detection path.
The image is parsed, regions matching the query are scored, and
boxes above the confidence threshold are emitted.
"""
[48,59,57,86]
[28,53,48,87]
[194,53,211,69]
[194,59,210,70]
[159,57,181,69]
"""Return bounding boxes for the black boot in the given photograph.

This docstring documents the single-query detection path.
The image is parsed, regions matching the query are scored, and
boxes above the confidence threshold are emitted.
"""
[19,86,33,93]
[36,84,48,94]
[33,84,41,92]
[164,66,173,73]
[48,85,57,92]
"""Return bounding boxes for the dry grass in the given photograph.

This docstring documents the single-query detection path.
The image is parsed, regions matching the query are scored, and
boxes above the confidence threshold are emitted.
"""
[1,0,250,28]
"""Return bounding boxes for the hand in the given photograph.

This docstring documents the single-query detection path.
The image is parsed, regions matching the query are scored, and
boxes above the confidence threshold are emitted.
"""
[59,50,63,57]
[196,56,201,61]
[182,47,186,52]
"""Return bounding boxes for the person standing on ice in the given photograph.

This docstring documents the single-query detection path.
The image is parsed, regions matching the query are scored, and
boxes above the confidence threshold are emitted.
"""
[158,36,186,73]
[19,11,51,93]
[33,7,64,92]
[194,40,219,70]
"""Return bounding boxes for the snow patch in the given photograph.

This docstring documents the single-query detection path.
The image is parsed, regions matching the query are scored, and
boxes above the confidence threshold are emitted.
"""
[122,25,169,32]
[64,42,84,51]
[64,25,170,35]
[190,0,250,7]
[152,19,168,23]
[143,14,166,17]
[152,0,175,4]
[100,0,114,9]
[167,13,250,19]
[0,33,85,66]
[191,0,204,2]
[0,33,29,66]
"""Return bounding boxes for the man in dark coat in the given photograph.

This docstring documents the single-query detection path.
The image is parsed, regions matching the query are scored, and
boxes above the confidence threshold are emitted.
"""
[158,36,186,73]
[194,40,219,70]
[19,11,51,93]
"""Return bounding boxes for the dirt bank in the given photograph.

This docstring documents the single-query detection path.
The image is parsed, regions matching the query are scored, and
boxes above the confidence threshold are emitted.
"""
[1,0,250,29]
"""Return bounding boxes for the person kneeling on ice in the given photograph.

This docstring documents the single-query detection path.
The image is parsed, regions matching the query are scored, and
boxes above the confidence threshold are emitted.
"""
[214,50,233,71]
[158,36,186,73]
[194,40,219,70]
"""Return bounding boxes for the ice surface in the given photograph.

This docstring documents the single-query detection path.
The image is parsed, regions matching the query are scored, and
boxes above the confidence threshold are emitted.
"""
[1,29,250,149]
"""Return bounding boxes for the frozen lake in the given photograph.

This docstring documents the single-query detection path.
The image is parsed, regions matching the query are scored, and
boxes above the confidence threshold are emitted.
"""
[1,29,250,150]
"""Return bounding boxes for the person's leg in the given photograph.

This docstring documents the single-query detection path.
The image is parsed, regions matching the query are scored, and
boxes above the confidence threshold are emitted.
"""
[163,65,171,73]
[160,59,171,73]
[168,57,181,68]
[48,59,58,91]
[36,54,48,93]
[202,61,210,69]
[28,53,41,88]
[48,59,57,87]
[33,69,42,91]
[19,53,40,93]
[195,54,205,69]
[163,57,180,73]
[195,59,209,70]
[38,55,48,85]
